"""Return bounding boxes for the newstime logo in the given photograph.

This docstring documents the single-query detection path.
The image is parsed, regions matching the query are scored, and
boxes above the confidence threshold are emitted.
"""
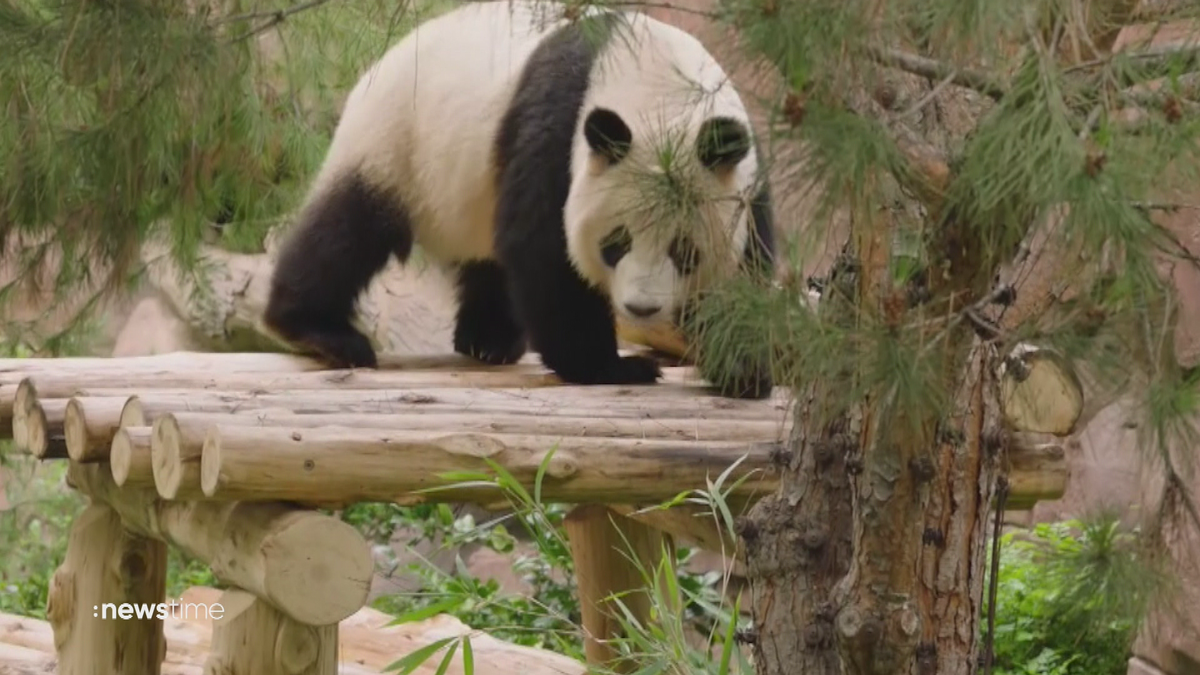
[94,600,225,621]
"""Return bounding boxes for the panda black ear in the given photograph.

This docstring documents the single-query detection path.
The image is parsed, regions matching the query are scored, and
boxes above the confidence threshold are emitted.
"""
[584,107,632,165]
[697,117,750,172]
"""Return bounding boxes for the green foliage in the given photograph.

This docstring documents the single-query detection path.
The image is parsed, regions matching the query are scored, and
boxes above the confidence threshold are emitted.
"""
[0,0,453,349]
[371,453,755,673]
[372,504,584,658]
[688,0,1200,472]
[986,515,1167,675]
[0,447,224,616]
[338,502,446,545]
[166,548,221,598]
[0,453,83,618]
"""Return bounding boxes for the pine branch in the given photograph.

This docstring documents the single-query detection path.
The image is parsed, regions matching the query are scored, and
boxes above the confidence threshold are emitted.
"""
[607,1,718,20]
[222,0,341,43]
[868,46,1007,101]
[1065,43,1200,84]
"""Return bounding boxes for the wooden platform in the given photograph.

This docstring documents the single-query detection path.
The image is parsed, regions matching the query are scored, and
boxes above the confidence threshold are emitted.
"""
[0,349,1070,674]
[1,349,792,508]
[0,349,792,675]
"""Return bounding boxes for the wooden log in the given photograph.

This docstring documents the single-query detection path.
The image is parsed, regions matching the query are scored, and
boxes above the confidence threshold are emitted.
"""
[0,351,317,437]
[66,462,374,626]
[0,609,56,655]
[71,363,662,460]
[564,505,681,670]
[0,641,57,671]
[64,396,131,462]
[0,351,326,378]
[153,409,787,454]
[0,351,562,388]
[45,504,168,675]
[151,415,209,500]
[12,397,68,459]
[111,427,156,488]
[998,343,1085,436]
[1003,433,1070,509]
[198,424,781,505]
[204,589,337,675]
[4,367,561,441]
[151,409,786,501]
[117,392,761,435]
[67,385,790,425]
[10,367,576,404]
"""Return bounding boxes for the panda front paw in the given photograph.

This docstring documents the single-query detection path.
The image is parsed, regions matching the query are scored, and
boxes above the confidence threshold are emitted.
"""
[550,354,662,385]
[297,328,379,370]
[599,355,663,385]
[454,329,527,366]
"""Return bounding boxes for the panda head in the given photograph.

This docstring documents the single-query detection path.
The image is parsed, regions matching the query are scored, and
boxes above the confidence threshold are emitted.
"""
[564,105,758,328]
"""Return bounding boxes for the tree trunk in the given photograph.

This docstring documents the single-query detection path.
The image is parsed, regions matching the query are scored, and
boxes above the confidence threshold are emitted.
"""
[741,386,855,674]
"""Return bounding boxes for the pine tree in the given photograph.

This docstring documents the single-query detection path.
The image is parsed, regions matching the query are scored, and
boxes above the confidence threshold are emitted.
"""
[680,0,1200,673]
[0,0,440,350]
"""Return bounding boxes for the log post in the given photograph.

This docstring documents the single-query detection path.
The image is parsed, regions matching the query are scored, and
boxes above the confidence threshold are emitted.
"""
[205,588,337,675]
[564,505,681,671]
[45,504,168,675]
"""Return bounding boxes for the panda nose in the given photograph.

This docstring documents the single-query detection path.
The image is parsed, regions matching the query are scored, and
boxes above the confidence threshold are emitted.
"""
[624,303,662,318]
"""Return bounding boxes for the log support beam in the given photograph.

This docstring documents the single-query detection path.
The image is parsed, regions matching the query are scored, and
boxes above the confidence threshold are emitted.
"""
[205,589,338,675]
[564,505,682,671]
[45,504,168,675]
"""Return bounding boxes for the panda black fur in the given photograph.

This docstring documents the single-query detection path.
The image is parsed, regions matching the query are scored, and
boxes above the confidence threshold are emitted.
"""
[263,0,776,399]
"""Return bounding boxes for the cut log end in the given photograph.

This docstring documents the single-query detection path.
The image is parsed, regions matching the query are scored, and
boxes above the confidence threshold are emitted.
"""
[63,398,87,461]
[11,379,38,447]
[119,396,147,428]
[15,397,68,460]
[200,426,221,497]
[24,403,49,458]
[999,345,1085,436]
[65,396,131,462]
[258,514,375,626]
[111,427,154,488]
[151,414,187,499]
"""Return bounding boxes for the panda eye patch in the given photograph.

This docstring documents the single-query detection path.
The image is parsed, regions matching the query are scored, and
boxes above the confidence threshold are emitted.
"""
[600,226,632,267]
[669,236,700,275]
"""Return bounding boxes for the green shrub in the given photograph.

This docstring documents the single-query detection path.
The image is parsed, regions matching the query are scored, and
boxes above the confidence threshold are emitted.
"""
[0,454,84,618]
[986,516,1160,675]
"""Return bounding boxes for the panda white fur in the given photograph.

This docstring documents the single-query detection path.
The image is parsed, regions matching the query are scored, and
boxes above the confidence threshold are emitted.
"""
[264,0,776,398]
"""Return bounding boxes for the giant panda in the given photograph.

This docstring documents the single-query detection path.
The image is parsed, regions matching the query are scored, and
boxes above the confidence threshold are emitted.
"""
[263,0,776,399]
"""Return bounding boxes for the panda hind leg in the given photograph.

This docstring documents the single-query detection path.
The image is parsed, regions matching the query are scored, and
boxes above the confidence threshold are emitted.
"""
[263,171,413,369]
[453,260,528,365]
